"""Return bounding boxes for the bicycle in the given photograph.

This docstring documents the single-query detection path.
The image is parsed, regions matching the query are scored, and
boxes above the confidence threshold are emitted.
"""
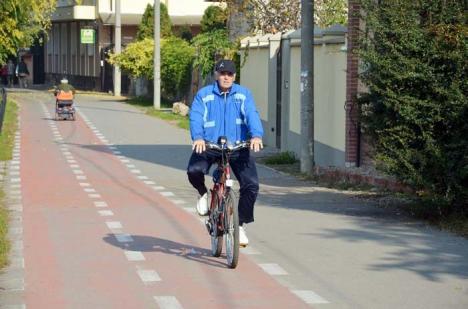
[205,137,249,269]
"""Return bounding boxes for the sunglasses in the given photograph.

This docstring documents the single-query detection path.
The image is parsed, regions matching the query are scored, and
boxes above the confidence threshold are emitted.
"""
[219,71,234,77]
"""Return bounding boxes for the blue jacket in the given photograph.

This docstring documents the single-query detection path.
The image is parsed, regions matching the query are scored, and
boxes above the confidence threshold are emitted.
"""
[190,82,264,145]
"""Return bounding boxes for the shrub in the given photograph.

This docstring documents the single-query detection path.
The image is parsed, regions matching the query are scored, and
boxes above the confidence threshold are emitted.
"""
[109,37,195,102]
[108,38,153,79]
[161,37,195,101]
[358,0,468,214]
[264,151,298,165]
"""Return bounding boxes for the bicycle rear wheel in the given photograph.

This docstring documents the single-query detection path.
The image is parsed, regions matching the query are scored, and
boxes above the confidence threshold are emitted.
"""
[210,195,223,257]
[224,190,239,268]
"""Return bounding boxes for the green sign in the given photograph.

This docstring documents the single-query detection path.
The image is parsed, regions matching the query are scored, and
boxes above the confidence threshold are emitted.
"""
[80,29,95,44]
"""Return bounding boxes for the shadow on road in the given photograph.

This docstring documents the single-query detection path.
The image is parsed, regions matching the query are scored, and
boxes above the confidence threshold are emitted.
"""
[103,234,228,269]
[304,219,468,281]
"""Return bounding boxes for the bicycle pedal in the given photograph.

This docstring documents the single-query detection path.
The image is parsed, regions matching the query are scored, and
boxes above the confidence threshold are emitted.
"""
[205,220,212,234]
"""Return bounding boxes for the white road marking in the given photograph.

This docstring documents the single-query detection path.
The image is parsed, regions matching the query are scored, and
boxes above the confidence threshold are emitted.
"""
[63,151,72,156]
[137,269,161,283]
[291,290,329,304]
[154,296,183,309]
[106,221,122,229]
[115,233,134,243]
[170,199,186,205]
[70,164,80,169]
[72,169,84,174]
[84,188,96,193]
[9,171,20,176]
[160,192,175,197]
[100,139,109,143]
[152,186,165,190]
[258,263,288,275]
[120,159,130,163]
[109,146,117,150]
[98,210,114,216]
[88,194,101,198]
[94,201,108,207]
[126,164,136,168]
[124,251,145,261]
[11,160,20,165]
[9,165,20,170]
[76,175,87,180]
[183,207,196,213]
[67,160,77,163]
[79,182,90,187]
[130,169,141,174]
[144,180,156,185]
[137,176,148,180]
[11,178,21,183]
[113,151,122,155]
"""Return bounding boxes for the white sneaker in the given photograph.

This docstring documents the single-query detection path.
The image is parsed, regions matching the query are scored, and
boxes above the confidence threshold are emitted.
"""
[239,226,249,247]
[196,192,209,216]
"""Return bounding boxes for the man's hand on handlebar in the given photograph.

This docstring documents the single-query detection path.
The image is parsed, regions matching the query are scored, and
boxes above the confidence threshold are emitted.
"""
[193,139,206,154]
[250,137,263,152]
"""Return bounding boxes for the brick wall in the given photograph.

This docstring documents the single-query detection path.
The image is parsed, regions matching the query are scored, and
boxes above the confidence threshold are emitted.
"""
[345,0,361,167]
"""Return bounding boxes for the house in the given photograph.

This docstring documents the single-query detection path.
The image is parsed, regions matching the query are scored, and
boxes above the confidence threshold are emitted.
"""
[39,0,220,92]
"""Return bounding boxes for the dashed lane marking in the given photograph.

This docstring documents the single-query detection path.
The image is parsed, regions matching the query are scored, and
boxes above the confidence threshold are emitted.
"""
[291,290,330,304]
[115,233,134,243]
[94,201,108,208]
[98,210,114,216]
[124,251,145,261]
[154,296,183,309]
[106,221,122,229]
[160,192,175,197]
[137,269,161,283]
[258,263,288,275]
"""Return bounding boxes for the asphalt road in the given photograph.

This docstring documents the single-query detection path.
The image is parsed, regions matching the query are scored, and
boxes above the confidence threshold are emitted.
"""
[0,90,467,309]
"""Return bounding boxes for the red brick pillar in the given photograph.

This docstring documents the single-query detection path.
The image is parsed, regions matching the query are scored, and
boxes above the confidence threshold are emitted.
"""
[345,0,361,167]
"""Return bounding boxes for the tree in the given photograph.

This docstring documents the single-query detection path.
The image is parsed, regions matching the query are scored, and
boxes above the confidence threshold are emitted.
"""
[219,0,347,36]
[192,29,236,78]
[0,0,56,63]
[315,0,347,28]
[200,5,228,33]
[358,0,467,213]
[136,2,172,41]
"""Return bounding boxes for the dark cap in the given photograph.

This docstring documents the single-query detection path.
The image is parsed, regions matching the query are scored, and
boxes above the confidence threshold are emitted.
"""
[215,59,236,74]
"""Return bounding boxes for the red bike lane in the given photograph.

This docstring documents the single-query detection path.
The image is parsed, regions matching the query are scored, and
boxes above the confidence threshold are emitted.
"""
[19,96,309,308]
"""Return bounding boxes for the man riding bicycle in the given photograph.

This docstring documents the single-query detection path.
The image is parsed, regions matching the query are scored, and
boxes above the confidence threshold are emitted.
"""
[187,59,263,247]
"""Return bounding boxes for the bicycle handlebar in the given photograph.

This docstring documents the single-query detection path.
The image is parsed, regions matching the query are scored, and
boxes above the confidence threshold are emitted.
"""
[205,141,250,152]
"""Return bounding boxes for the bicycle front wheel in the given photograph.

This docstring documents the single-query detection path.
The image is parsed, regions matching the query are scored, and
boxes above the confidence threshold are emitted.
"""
[224,189,239,268]
[210,195,223,257]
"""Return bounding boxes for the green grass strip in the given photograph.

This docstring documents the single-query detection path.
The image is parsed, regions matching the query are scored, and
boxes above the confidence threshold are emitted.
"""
[126,97,189,130]
[0,98,18,269]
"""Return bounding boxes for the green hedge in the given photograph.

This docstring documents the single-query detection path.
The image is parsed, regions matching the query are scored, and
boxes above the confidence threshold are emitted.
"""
[358,0,467,213]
